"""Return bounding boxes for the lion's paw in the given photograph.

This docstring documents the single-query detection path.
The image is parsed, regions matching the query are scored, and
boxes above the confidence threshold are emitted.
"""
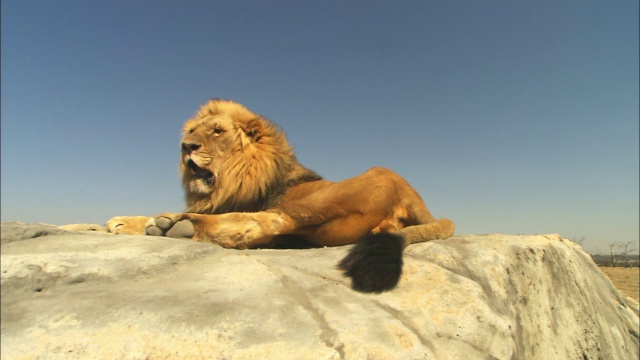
[106,216,154,235]
[146,213,195,239]
[59,224,107,232]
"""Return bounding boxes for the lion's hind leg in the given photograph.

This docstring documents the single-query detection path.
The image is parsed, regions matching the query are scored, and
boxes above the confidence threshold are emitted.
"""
[399,218,455,246]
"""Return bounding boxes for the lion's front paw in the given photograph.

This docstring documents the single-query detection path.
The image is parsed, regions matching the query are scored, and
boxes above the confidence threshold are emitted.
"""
[106,216,154,235]
[59,223,107,232]
[146,213,195,239]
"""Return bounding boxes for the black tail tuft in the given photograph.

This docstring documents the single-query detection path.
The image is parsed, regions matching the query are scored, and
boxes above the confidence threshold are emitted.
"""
[337,232,405,293]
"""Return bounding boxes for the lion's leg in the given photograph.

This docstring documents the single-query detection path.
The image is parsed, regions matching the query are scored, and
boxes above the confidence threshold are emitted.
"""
[396,218,455,246]
[401,201,455,246]
[59,224,108,233]
[106,216,155,235]
[146,211,297,249]
[333,168,455,293]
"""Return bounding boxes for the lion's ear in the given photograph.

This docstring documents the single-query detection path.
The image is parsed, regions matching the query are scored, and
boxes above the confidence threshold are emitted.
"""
[243,118,264,143]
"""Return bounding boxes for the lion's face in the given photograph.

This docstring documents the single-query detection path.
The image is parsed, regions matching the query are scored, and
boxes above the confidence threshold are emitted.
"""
[180,115,235,194]
[179,100,265,199]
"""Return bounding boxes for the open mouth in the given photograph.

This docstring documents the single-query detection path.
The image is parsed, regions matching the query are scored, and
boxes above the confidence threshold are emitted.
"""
[187,160,215,187]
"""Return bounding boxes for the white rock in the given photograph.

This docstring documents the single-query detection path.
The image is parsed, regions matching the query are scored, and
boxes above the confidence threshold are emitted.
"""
[1,223,638,359]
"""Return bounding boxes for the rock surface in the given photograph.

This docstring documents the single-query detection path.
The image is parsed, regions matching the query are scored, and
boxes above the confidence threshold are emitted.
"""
[1,222,638,359]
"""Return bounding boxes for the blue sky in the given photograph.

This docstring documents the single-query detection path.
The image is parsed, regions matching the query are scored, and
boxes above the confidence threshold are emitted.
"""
[2,1,637,254]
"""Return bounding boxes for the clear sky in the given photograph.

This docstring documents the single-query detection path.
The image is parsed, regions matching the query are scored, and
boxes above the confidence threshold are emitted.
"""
[2,1,638,254]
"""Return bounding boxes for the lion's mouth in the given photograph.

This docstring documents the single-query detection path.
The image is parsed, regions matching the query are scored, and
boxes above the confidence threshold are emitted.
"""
[187,160,215,187]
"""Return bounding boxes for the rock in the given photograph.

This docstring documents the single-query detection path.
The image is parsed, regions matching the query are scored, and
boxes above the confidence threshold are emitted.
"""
[1,223,638,359]
[1,221,71,245]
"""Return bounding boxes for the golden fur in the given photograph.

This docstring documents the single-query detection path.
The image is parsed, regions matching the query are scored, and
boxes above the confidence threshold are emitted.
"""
[180,100,321,215]
[107,99,455,292]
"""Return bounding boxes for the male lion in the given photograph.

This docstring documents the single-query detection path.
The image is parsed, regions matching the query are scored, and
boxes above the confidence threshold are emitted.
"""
[106,99,454,292]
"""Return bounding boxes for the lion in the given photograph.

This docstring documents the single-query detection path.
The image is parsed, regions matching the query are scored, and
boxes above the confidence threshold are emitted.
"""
[105,99,455,292]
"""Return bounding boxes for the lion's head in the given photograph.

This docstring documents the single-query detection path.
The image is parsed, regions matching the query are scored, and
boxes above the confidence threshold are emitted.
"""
[180,99,319,214]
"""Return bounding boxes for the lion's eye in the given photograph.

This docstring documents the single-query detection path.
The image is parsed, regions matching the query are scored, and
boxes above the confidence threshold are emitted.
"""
[212,128,223,135]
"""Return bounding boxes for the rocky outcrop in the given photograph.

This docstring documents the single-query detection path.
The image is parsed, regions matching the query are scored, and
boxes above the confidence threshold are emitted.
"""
[1,222,638,359]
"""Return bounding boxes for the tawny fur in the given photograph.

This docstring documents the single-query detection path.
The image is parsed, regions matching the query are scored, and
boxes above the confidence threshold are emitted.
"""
[181,100,321,215]
[107,99,455,292]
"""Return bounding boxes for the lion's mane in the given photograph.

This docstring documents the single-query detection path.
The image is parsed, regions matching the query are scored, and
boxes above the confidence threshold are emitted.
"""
[181,99,321,215]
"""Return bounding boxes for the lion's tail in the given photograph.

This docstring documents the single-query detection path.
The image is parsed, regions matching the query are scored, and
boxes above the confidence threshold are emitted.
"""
[338,218,455,293]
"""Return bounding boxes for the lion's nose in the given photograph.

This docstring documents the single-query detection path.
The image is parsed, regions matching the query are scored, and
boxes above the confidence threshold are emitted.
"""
[182,142,201,154]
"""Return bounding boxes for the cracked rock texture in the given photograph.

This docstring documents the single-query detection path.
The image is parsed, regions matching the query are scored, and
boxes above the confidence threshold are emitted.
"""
[1,222,638,359]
